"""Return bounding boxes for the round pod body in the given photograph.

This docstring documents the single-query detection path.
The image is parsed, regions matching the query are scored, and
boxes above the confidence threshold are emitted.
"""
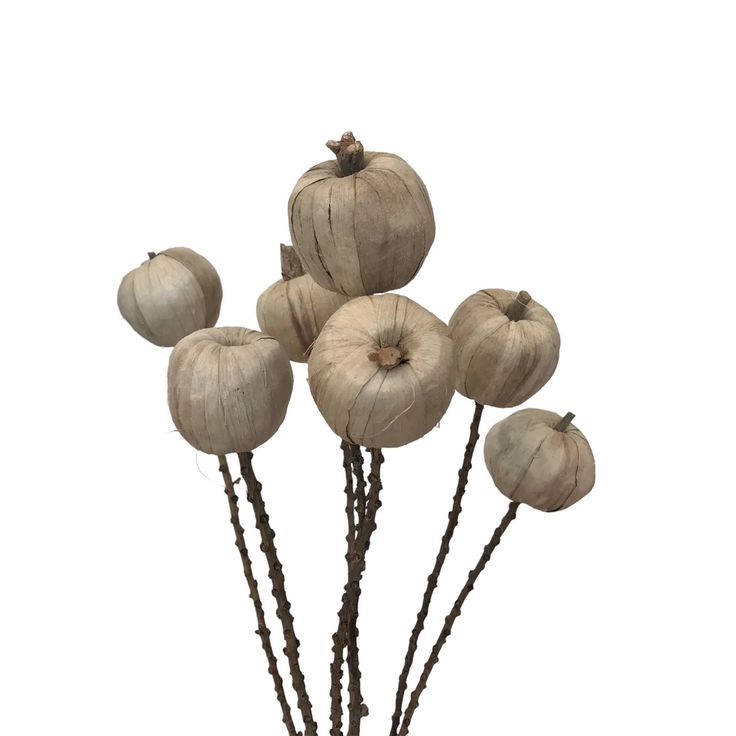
[449,289,560,407]
[168,327,293,455]
[117,247,222,347]
[256,245,349,362]
[288,132,435,296]
[484,409,595,512]
[308,294,455,448]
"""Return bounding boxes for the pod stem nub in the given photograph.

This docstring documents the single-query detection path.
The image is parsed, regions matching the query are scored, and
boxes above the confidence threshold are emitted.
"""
[555,412,575,431]
[327,132,366,177]
[506,290,532,321]
[280,244,305,281]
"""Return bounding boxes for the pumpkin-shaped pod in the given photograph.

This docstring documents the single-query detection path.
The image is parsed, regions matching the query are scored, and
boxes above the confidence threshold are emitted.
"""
[449,289,560,408]
[168,327,293,455]
[308,294,455,448]
[256,245,349,362]
[288,132,435,296]
[117,247,222,347]
[484,409,595,512]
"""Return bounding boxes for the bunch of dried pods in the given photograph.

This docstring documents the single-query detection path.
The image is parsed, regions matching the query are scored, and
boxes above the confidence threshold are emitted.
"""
[118,131,596,736]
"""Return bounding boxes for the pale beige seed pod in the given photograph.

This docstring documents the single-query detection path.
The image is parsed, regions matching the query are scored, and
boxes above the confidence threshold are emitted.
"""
[484,409,595,512]
[168,327,293,455]
[117,247,222,347]
[256,245,349,363]
[308,294,455,448]
[288,132,435,296]
[449,288,560,408]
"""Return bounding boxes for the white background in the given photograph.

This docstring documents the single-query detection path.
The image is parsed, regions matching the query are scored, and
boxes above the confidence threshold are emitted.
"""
[1,2,734,734]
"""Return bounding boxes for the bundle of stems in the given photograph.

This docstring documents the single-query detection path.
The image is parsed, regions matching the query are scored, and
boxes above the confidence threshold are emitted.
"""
[330,444,383,736]
[211,409,561,736]
[216,453,317,736]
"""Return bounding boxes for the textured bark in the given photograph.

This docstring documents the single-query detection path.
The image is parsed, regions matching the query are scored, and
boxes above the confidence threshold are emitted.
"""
[389,402,484,736]
[350,445,367,528]
[398,501,521,736]
[329,448,384,736]
[238,452,317,736]
[217,456,298,736]
[348,449,383,736]
[328,443,357,736]
[343,445,363,735]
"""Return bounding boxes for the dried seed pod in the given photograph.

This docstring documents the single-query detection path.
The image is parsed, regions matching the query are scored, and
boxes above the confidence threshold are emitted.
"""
[168,327,293,455]
[308,294,455,448]
[117,248,222,347]
[449,288,560,407]
[484,409,595,512]
[256,245,349,363]
[288,132,435,296]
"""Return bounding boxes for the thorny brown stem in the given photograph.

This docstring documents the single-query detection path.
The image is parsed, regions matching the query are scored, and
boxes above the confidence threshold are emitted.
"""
[345,446,365,736]
[348,448,383,736]
[350,445,367,528]
[398,501,521,736]
[329,448,384,736]
[329,443,357,736]
[217,455,298,736]
[389,402,484,736]
[342,442,357,544]
[237,452,317,736]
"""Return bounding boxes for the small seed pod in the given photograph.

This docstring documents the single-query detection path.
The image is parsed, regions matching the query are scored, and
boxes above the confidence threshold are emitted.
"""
[484,409,595,512]
[117,248,222,347]
[168,327,293,455]
[288,132,435,296]
[256,245,349,362]
[308,294,455,448]
[449,288,560,407]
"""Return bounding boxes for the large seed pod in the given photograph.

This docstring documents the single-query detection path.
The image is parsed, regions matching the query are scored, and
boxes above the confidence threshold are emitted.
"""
[256,245,349,362]
[117,247,222,347]
[449,288,560,407]
[288,132,435,296]
[168,327,293,455]
[484,409,595,512]
[308,294,455,448]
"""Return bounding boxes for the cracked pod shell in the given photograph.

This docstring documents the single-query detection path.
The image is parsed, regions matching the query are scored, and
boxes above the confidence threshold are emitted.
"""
[288,139,434,296]
[168,326,293,455]
[449,289,560,407]
[256,246,349,363]
[484,408,595,512]
[117,247,222,347]
[308,294,455,448]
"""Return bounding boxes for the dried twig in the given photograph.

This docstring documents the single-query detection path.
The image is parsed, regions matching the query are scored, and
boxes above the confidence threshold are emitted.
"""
[237,452,317,736]
[389,402,484,736]
[344,445,364,734]
[398,501,521,736]
[350,444,367,529]
[329,443,357,736]
[329,448,384,736]
[217,455,298,736]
